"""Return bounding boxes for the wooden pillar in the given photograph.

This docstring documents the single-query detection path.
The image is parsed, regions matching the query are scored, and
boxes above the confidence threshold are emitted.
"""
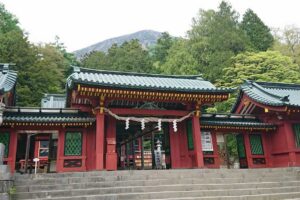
[56,128,65,172]
[191,115,204,168]
[261,133,272,167]
[169,123,180,168]
[95,96,105,170]
[141,136,144,170]
[243,132,253,168]
[95,112,105,170]
[105,116,117,170]
[284,122,297,166]
[8,130,17,173]
[211,131,220,168]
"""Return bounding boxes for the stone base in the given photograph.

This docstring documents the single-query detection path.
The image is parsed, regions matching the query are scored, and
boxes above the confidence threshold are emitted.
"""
[0,193,9,200]
[0,165,10,173]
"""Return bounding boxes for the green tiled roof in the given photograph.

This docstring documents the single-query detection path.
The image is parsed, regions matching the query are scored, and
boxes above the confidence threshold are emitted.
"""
[0,64,17,94]
[201,113,276,130]
[67,67,233,93]
[2,107,95,123]
[233,80,300,111]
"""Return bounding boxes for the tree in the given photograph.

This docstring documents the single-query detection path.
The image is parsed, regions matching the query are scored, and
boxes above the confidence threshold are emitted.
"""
[187,1,251,82]
[51,36,79,77]
[241,9,274,51]
[0,3,21,34]
[18,44,67,106]
[81,51,108,69]
[160,39,198,75]
[81,39,155,73]
[213,51,300,113]
[151,32,174,65]
[272,26,300,67]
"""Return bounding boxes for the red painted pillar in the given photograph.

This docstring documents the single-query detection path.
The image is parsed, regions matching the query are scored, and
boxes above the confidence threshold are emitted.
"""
[105,116,117,170]
[244,132,253,168]
[284,122,297,166]
[191,115,204,168]
[169,123,180,168]
[261,133,272,167]
[211,131,220,168]
[56,128,65,172]
[8,130,17,173]
[95,111,105,170]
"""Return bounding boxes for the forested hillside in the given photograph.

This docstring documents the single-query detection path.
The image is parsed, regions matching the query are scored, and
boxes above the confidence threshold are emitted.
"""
[74,30,162,59]
[1,1,300,109]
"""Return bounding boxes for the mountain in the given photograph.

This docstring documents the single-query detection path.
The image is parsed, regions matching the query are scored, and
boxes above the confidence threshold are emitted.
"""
[73,30,162,59]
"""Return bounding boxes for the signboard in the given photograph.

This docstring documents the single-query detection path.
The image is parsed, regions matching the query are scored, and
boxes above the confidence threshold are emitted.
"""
[201,131,213,151]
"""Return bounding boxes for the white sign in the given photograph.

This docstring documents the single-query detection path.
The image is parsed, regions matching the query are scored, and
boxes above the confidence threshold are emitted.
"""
[201,131,213,151]
[33,157,40,175]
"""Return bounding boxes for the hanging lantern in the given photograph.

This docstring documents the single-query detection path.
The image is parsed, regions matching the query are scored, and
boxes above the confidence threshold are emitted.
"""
[125,118,130,130]
[141,119,145,130]
[158,119,162,131]
[173,120,177,132]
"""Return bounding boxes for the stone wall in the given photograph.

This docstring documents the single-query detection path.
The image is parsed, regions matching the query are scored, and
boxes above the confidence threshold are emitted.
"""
[0,165,13,200]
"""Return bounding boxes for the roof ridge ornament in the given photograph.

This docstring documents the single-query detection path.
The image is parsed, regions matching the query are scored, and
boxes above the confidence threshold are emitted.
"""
[280,95,290,102]
[73,66,81,73]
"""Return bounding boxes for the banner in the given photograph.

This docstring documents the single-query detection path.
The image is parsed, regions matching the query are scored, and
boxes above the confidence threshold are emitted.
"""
[201,131,213,151]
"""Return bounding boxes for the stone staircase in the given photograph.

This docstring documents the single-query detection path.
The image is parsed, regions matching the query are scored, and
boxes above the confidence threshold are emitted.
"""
[12,168,300,200]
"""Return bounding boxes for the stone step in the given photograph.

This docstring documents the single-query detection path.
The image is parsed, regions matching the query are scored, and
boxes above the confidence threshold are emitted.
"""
[14,175,298,188]
[14,181,300,199]
[14,171,298,186]
[14,167,300,180]
[15,179,300,193]
[146,192,300,200]
[17,186,300,200]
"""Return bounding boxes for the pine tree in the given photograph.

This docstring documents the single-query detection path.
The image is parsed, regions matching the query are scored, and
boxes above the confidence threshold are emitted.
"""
[241,9,274,51]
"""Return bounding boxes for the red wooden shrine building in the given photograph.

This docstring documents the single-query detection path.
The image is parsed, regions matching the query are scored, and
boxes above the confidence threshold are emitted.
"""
[0,64,299,173]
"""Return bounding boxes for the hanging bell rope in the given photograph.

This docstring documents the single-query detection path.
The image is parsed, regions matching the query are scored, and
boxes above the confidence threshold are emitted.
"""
[104,108,194,124]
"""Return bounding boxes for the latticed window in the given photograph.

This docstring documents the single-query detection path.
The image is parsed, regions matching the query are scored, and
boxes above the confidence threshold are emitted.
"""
[236,134,246,158]
[249,134,264,155]
[64,132,82,156]
[293,124,300,148]
[0,132,10,158]
[186,120,194,150]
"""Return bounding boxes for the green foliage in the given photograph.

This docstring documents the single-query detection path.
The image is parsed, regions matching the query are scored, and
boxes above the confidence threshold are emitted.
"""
[187,1,251,81]
[17,44,67,106]
[8,186,17,195]
[81,51,108,69]
[221,51,300,87]
[160,39,198,75]
[215,50,300,112]
[241,9,274,51]
[226,134,238,159]
[81,39,155,73]
[0,3,21,34]
[51,36,79,77]
[151,32,174,65]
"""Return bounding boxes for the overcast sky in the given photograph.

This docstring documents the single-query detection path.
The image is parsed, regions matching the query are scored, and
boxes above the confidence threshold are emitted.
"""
[1,0,300,52]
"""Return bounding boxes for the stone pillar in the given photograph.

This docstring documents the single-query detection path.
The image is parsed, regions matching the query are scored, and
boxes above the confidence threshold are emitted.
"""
[105,116,117,170]
[191,115,204,168]
[0,143,4,165]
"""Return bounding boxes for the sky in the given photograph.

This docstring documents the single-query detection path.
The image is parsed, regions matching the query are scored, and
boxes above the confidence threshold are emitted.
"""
[1,0,300,52]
